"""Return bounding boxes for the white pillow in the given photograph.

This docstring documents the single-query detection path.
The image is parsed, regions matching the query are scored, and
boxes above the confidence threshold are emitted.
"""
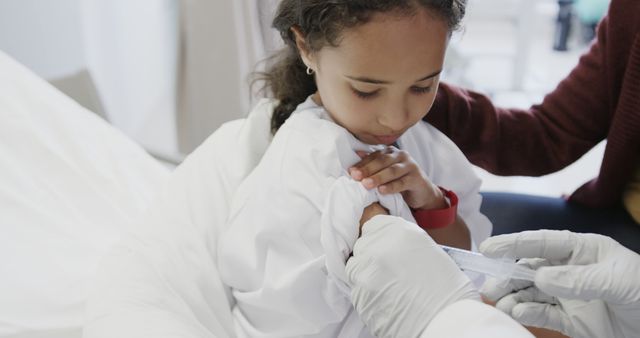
[0,51,169,337]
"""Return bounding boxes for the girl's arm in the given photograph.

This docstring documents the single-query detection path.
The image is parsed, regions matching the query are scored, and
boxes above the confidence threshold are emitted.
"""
[358,202,471,250]
[351,148,472,249]
[413,187,471,249]
[425,215,471,250]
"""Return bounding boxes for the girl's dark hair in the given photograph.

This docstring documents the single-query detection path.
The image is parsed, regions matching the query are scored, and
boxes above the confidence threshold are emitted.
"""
[258,0,467,134]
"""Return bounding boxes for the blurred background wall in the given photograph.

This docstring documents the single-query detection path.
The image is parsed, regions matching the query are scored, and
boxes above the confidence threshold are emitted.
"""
[176,0,280,153]
[0,0,179,158]
[0,0,610,196]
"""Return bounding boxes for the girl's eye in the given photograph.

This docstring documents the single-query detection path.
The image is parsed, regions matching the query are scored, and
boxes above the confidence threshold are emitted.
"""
[352,88,379,100]
[411,86,432,95]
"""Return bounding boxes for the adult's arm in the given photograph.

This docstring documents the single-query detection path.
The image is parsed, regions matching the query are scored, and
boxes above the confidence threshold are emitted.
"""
[426,17,613,176]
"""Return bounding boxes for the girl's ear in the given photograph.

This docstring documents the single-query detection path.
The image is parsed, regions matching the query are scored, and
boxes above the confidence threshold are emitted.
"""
[291,26,316,71]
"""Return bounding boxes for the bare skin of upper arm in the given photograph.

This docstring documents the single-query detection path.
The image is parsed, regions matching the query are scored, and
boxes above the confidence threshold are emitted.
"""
[425,215,470,249]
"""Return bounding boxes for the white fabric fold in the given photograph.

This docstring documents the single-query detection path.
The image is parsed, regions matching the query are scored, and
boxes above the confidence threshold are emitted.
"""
[0,51,168,338]
[320,176,414,295]
[84,100,276,338]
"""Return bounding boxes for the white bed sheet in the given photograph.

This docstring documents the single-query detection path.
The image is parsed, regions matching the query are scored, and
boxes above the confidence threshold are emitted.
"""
[0,51,169,337]
[83,99,276,338]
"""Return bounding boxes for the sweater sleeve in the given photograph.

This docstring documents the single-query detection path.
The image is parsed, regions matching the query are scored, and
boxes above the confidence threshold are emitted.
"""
[425,16,613,176]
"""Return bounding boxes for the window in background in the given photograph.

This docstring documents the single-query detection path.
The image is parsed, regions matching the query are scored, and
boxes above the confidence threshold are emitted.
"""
[442,0,607,197]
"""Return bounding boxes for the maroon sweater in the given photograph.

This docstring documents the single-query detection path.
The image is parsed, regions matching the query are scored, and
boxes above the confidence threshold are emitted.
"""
[425,0,640,208]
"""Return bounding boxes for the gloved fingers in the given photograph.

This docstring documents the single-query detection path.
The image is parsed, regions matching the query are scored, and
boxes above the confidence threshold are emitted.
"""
[347,216,399,288]
[518,257,551,269]
[480,230,578,262]
[480,258,548,302]
[354,214,431,255]
[510,302,574,337]
[495,287,557,314]
[346,255,378,288]
[494,287,574,336]
[536,264,610,302]
[348,215,439,289]
[347,213,478,338]
[353,215,402,256]
[480,276,532,303]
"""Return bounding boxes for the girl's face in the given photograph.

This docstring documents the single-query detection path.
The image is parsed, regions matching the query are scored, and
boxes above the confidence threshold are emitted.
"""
[295,8,449,145]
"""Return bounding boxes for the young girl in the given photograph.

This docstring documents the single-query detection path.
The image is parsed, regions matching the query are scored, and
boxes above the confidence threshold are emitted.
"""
[218,1,491,337]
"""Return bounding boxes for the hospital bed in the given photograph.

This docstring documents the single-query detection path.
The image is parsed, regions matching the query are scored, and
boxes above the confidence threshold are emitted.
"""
[0,51,165,337]
[0,50,263,338]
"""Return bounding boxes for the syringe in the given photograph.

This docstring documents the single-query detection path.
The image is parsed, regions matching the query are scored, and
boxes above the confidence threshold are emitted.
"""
[440,245,536,282]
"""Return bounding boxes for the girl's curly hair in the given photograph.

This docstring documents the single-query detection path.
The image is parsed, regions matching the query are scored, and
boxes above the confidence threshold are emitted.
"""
[256,0,466,134]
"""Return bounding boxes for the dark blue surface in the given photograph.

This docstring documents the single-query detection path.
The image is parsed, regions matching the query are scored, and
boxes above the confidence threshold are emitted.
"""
[480,192,640,253]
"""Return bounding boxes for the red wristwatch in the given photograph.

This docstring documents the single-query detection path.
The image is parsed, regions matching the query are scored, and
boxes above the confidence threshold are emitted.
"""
[411,187,458,230]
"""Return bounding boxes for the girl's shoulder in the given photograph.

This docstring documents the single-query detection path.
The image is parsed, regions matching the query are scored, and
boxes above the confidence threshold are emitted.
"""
[281,97,344,140]
[262,99,356,180]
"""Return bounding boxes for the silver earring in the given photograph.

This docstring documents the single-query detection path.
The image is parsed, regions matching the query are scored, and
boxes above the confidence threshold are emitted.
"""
[306,66,314,75]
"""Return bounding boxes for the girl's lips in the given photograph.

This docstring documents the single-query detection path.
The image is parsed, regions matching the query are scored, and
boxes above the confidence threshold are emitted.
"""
[374,134,401,145]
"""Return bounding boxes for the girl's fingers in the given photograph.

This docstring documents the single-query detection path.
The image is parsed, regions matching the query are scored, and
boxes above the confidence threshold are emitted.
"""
[362,163,411,190]
[350,151,384,180]
[352,147,396,169]
[355,150,369,159]
[378,173,412,194]
[350,148,406,181]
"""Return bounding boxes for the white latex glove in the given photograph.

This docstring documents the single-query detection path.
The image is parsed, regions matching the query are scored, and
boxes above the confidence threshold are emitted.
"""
[346,215,480,338]
[480,230,640,338]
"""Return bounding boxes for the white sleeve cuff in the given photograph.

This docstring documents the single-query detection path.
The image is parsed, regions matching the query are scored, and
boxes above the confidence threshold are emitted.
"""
[420,299,534,338]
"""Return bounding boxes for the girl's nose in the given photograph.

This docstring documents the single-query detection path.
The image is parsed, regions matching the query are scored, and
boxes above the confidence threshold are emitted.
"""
[378,103,410,132]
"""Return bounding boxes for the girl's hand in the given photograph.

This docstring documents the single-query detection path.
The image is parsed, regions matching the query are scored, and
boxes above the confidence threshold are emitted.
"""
[359,202,388,229]
[349,147,447,211]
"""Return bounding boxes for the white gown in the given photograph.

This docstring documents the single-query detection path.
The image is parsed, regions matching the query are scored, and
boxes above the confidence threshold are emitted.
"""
[218,97,492,337]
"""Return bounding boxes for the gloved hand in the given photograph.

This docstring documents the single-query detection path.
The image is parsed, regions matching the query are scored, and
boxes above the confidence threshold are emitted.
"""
[346,215,480,338]
[480,230,640,338]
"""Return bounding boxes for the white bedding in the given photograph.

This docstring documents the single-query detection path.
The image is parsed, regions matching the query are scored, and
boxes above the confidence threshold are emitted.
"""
[83,99,276,338]
[0,51,169,337]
